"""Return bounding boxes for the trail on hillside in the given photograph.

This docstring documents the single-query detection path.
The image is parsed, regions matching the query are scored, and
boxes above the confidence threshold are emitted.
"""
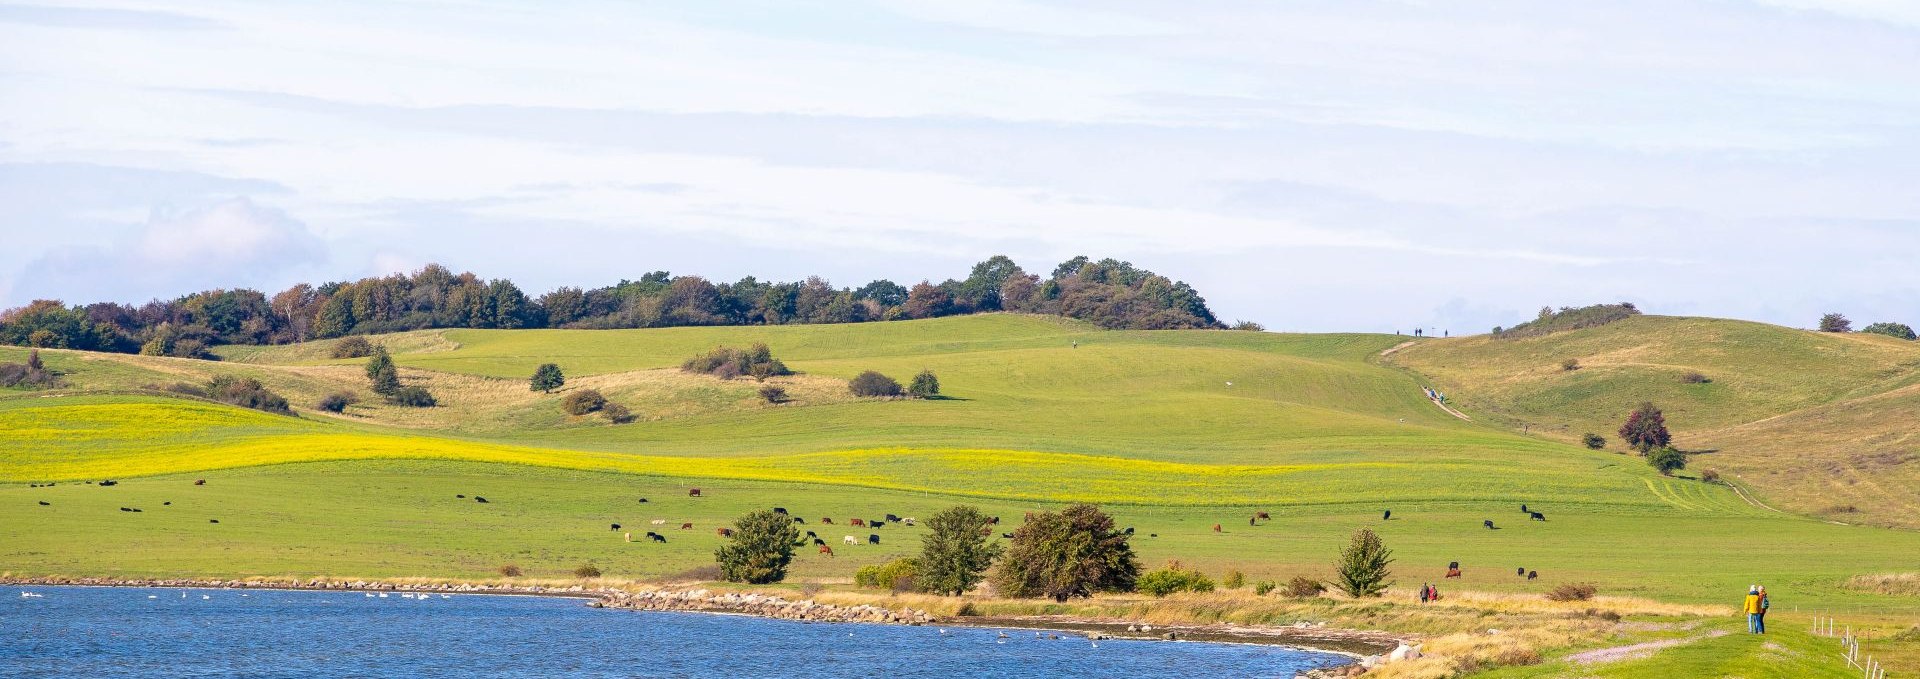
[1565,629,1727,665]
[1378,340,1419,357]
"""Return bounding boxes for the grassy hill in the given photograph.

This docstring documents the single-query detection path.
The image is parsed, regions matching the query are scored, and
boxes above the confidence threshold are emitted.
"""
[1390,315,1920,526]
[6,313,1920,674]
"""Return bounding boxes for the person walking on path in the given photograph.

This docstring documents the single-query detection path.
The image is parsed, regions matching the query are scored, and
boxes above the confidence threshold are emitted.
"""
[1742,586,1764,633]
[1756,586,1770,633]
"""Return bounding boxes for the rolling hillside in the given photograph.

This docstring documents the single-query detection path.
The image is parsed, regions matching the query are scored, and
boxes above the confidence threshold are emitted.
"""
[1390,315,1920,526]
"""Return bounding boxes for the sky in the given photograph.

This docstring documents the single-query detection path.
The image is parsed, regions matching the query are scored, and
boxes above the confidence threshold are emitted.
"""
[2,1,1917,333]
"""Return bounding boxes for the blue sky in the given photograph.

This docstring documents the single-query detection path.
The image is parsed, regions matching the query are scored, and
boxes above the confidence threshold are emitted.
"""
[2,0,1917,332]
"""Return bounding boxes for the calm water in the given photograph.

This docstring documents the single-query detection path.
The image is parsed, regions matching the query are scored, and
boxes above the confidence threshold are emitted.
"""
[1,586,1346,678]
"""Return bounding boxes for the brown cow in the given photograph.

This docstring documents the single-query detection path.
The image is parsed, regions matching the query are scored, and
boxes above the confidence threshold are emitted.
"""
[688,488,702,497]
[822,517,834,524]
[819,544,834,557]
[1255,511,1270,520]
[1212,524,1222,533]
[850,518,865,527]
[716,528,734,537]
[680,522,694,530]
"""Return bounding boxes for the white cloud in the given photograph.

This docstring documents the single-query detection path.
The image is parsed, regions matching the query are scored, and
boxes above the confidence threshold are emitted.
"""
[11,197,326,303]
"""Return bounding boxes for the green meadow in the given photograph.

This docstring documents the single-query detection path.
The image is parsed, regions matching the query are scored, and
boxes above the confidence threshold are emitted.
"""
[6,313,1918,675]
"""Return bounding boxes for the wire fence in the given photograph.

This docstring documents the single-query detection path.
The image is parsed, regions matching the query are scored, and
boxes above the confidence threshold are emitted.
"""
[1812,615,1888,679]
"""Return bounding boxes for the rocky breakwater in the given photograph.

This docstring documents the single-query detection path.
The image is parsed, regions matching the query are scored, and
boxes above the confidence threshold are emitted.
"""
[596,589,935,626]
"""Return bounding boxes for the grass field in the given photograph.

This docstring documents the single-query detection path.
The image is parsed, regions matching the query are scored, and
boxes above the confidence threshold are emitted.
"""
[1390,315,1920,527]
[7,313,1920,676]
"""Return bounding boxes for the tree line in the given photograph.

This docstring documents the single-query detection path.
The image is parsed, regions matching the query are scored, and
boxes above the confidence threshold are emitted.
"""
[0,255,1221,357]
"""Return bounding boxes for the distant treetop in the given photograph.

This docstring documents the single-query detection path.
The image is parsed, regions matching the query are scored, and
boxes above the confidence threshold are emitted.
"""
[0,256,1222,356]
[1493,303,1641,339]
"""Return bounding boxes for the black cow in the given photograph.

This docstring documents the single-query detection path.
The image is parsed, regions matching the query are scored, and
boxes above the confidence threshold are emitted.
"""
[805,531,818,539]
[885,514,901,522]
[1520,503,1529,513]
[1383,509,1392,520]
[870,518,886,527]
[812,538,825,546]
[1527,570,1538,580]
[611,523,622,530]
[209,519,219,524]
[989,516,1000,525]
[867,534,880,544]
[773,507,787,514]
[1483,520,1495,529]
[1516,567,1526,577]
[648,532,667,543]
[1148,533,1158,538]
[193,480,204,486]
[119,507,130,512]
[37,501,49,506]
[99,480,118,487]
[1123,527,1134,534]
[475,496,489,503]
[638,498,648,503]
[456,494,465,498]
[793,517,805,524]
[1001,532,1014,538]
[1529,512,1545,521]
[163,501,171,506]
[130,508,142,512]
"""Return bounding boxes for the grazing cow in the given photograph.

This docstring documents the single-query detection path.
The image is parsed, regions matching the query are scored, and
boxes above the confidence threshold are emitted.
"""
[819,544,834,556]
[903,518,916,526]
[1446,561,1462,578]
[611,523,622,530]
[209,519,219,524]
[822,517,833,524]
[1483,520,1496,530]
[688,488,702,497]
[163,501,170,506]
[989,516,1000,525]
[812,538,825,546]
[1256,511,1271,521]
[99,480,117,487]
[638,498,648,503]
[475,496,488,503]
[1148,533,1157,538]
[1520,504,1529,514]
[1526,570,1538,581]
[194,480,205,486]
[805,531,818,539]
[456,494,466,498]
[717,528,734,537]
[1001,532,1014,539]
[1249,515,1257,526]
[1123,527,1134,534]
[131,508,142,512]
[844,535,858,545]
[850,518,865,527]
[650,519,667,525]
[885,514,901,523]
[793,517,805,524]
[773,507,787,514]
[651,533,667,543]
[1529,512,1546,522]
[120,507,130,512]
[1383,509,1392,520]
[38,501,50,506]
[1516,567,1526,577]
[680,522,693,530]
[624,532,632,542]
[1212,524,1222,533]
[868,534,880,544]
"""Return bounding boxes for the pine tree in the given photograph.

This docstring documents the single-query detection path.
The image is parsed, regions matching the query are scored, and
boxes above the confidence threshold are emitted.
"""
[529,363,565,393]
[1332,528,1394,598]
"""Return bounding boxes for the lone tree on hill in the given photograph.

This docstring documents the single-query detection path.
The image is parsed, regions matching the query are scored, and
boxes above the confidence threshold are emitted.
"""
[365,347,400,395]
[991,504,1139,602]
[1819,313,1852,333]
[1582,433,1607,450]
[1332,528,1394,598]
[715,509,799,584]
[916,505,1003,596]
[1647,446,1688,476]
[1618,401,1672,453]
[908,369,941,399]
[530,363,565,393]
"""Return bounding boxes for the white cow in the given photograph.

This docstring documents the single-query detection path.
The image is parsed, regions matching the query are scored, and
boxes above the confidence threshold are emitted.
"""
[843,535,858,545]
[650,519,667,525]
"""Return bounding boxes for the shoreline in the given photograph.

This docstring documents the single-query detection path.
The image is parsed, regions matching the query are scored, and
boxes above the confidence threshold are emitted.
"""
[4,576,1389,661]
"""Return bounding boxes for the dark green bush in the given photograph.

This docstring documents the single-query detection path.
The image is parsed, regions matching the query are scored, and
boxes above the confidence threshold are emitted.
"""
[330,336,377,359]
[849,370,903,397]
[1137,562,1216,597]
[601,402,634,424]
[207,375,293,416]
[758,385,789,404]
[317,391,359,413]
[683,343,790,380]
[1582,433,1607,449]
[388,386,437,408]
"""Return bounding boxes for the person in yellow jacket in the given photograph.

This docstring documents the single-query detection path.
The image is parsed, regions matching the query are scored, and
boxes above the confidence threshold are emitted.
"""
[1742,586,1764,633]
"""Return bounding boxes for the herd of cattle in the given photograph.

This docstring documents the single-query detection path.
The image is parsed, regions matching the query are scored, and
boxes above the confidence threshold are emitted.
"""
[609,497,933,557]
